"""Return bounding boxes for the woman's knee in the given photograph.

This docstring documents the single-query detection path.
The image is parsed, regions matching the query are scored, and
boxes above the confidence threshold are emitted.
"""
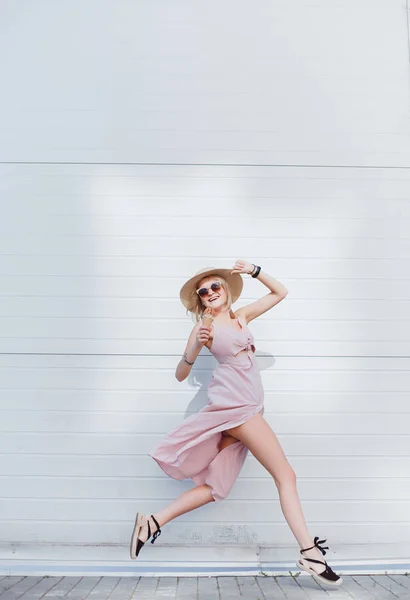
[276,464,297,487]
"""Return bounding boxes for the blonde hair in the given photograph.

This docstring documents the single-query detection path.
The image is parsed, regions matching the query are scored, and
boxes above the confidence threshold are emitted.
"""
[185,274,235,323]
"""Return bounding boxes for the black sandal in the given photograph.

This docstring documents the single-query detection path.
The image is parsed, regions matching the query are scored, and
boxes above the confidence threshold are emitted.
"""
[129,513,162,560]
[297,536,343,586]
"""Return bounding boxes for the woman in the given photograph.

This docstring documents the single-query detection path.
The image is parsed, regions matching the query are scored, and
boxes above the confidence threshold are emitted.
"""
[130,260,342,587]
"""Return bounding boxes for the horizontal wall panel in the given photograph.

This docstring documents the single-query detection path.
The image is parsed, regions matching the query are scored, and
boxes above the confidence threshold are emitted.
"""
[3,216,410,238]
[1,387,410,413]
[1,235,409,260]
[1,499,409,524]
[1,455,409,479]
[1,358,410,396]
[0,412,409,436]
[1,476,408,502]
[1,258,410,283]
[2,315,410,341]
[4,339,409,356]
[2,164,410,199]
[1,320,410,354]
[0,521,409,547]
[0,297,409,324]
[1,433,410,457]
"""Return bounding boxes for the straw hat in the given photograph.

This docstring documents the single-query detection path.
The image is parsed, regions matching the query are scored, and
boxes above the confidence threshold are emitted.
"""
[179,266,244,311]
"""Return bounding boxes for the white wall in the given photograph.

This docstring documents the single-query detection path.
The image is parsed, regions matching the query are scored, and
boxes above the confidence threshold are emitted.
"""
[0,0,410,576]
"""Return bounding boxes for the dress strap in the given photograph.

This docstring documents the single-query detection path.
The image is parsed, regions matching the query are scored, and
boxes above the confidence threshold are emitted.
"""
[236,315,246,329]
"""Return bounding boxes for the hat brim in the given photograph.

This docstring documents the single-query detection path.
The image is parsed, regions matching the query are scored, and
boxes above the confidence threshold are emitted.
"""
[180,267,244,311]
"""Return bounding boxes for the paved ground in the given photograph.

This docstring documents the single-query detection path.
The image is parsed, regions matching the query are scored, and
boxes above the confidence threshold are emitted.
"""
[1,575,410,599]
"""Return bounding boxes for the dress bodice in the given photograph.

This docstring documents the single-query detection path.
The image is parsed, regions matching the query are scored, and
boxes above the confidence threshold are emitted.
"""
[208,315,256,366]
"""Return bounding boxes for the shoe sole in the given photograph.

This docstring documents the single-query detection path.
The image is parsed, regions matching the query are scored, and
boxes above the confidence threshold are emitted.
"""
[130,512,145,560]
[297,560,343,586]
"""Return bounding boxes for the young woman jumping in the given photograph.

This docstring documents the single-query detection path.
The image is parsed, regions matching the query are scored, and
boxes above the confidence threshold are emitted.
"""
[130,260,342,587]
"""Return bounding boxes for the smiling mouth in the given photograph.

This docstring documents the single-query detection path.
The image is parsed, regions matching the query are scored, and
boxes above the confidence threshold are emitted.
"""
[209,296,219,302]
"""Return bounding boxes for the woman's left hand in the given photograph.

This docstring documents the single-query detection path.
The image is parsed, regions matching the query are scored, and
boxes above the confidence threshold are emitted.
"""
[230,260,254,275]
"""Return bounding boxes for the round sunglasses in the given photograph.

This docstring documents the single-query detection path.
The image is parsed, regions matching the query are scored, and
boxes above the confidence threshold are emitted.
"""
[196,281,222,298]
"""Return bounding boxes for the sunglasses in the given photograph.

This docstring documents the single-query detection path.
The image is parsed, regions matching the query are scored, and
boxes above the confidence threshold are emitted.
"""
[196,281,222,298]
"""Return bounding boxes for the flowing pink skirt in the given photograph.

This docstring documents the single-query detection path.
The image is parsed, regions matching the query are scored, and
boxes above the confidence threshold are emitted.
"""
[148,358,264,502]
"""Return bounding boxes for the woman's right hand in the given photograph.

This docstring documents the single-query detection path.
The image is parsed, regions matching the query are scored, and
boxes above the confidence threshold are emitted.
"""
[196,324,212,345]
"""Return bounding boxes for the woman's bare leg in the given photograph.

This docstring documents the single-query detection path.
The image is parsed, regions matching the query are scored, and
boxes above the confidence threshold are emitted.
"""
[139,434,240,543]
[138,483,215,542]
[224,413,327,574]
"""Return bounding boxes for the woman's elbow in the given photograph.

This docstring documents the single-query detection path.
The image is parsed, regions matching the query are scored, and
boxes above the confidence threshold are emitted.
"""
[175,370,186,382]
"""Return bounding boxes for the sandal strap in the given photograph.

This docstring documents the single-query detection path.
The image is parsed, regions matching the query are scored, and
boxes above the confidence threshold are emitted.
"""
[149,514,162,544]
[301,556,326,567]
[300,536,329,556]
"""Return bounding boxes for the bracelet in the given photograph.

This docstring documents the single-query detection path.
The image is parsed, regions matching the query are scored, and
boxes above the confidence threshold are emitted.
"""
[182,352,195,365]
[252,265,261,278]
[250,264,261,278]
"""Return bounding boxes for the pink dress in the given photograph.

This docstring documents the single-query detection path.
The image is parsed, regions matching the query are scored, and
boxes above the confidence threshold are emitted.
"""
[148,315,265,502]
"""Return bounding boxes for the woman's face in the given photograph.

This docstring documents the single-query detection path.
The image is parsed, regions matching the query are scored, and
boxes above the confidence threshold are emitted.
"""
[197,277,227,312]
